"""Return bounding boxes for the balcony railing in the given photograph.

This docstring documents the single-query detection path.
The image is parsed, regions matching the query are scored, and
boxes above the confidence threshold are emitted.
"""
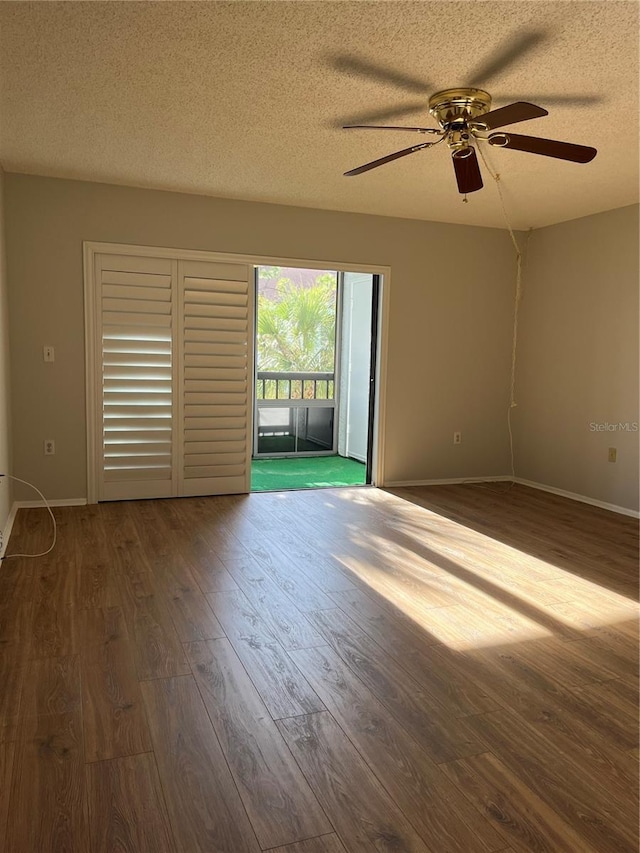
[256,371,335,401]
[254,371,336,456]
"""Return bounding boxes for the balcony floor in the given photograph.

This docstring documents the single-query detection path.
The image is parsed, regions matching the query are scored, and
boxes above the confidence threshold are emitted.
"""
[251,454,366,491]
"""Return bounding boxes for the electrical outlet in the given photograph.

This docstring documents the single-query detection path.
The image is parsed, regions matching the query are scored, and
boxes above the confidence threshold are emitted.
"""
[608,447,617,463]
[453,431,462,445]
[44,439,55,456]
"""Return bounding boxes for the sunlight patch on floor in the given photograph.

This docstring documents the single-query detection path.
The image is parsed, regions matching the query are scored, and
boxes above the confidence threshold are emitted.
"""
[335,552,556,650]
[327,491,638,651]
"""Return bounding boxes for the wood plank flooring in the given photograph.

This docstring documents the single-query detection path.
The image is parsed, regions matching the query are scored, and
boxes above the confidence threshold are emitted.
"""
[0,483,637,852]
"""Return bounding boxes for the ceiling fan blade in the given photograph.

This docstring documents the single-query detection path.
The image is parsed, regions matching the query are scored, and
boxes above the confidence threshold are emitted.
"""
[331,102,425,128]
[471,101,548,131]
[344,142,433,176]
[344,124,442,134]
[467,29,547,86]
[488,132,597,163]
[328,54,430,94]
[452,148,483,194]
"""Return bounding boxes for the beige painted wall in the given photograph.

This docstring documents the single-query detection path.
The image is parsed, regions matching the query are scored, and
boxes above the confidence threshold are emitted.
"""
[4,173,518,500]
[515,204,639,511]
[0,168,12,529]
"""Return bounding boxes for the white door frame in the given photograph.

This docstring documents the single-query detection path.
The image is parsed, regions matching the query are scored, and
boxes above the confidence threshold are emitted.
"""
[84,241,391,503]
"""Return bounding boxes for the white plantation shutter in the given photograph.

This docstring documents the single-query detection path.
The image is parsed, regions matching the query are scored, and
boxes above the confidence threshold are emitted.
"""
[97,254,177,501]
[179,259,251,496]
[92,250,252,501]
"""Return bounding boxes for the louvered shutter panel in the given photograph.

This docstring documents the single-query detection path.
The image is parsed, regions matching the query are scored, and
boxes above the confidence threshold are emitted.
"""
[97,253,177,501]
[178,259,251,496]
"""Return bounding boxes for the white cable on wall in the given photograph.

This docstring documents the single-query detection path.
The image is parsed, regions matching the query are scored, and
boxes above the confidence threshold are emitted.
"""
[0,474,57,560]
[477,143,532,483]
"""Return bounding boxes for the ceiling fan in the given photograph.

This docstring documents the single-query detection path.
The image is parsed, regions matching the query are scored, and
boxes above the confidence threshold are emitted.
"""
[332,30,598,195]
[342,88,597,194]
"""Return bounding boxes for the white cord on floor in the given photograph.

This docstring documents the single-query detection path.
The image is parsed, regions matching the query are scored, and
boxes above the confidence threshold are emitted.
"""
[0,474,57,560]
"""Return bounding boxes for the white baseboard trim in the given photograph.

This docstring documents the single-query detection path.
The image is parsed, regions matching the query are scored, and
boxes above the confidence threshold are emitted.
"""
[383,476,639,518]
[514,478,640,519]
[0,502,19,560]
[1,498,88,558]
[385,476,512,488]
[13,498,88,508]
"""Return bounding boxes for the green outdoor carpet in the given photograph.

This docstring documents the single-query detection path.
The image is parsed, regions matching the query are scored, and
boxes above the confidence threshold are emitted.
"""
[251,455,366,491]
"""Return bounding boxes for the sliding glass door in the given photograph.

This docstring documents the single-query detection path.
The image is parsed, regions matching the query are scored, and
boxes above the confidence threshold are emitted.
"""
[254,266,339,457]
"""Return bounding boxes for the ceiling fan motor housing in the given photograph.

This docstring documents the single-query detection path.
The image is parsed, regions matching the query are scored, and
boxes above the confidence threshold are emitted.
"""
[428,88,493,126]
[429,88,492,151]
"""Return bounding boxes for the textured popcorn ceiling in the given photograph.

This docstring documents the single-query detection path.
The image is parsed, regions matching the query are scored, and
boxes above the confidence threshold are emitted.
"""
[0,1,638,229]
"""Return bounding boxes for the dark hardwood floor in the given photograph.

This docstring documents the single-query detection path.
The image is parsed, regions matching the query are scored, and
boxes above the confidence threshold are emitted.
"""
[0,483,637,852]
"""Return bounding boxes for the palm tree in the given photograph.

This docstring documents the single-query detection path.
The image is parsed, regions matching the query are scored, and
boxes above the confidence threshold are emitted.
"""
[257,274,336,372]
[256,272,337,400]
